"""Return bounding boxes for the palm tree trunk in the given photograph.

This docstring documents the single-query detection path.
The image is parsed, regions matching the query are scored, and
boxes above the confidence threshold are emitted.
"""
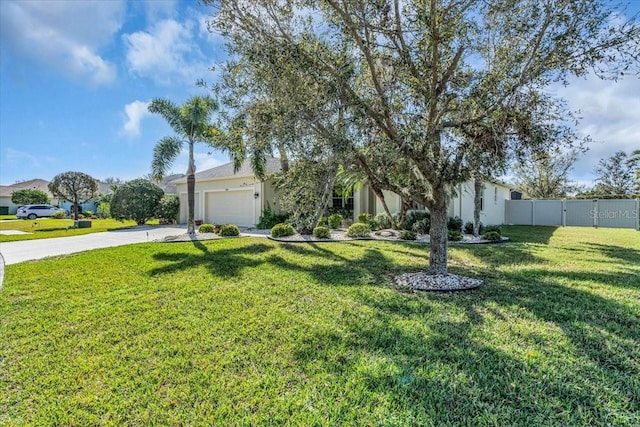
[473,175,483,237]
[187,142,196,234]
[429,187,449,275]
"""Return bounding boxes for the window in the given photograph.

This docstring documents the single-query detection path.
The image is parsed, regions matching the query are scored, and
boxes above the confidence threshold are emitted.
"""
[332,190,354,212]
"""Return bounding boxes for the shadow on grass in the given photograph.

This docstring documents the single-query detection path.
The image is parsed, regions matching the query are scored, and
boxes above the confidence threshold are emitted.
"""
[149,242,275,277]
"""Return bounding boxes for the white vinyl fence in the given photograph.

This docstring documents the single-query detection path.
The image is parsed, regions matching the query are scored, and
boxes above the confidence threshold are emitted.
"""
[505,199,640,229]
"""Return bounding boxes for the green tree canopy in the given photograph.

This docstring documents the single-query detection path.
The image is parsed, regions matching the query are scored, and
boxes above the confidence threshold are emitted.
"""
[48,171,98,220]
[110,179,165,226]
[209,0,640,275]
[10,189,49,206]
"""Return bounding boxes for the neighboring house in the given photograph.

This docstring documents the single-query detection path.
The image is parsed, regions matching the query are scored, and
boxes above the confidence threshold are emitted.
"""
[56,181,112,214]
[353,180,513,226]
[158,174,185,195]
[170,158,282,227]
[0,179,53,214]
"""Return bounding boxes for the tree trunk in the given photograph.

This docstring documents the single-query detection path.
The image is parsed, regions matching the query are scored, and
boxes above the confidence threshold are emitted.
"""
[473,176,483,237]
[397,196,412,230]
[187,142,196,234]
[429,189,449,275]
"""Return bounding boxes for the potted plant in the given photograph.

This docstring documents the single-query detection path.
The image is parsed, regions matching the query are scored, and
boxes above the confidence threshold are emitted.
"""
[213,224,222,234]
[194,219,203,226]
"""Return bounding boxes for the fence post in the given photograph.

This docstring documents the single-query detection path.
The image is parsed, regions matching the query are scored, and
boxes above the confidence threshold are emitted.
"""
[593,199,598,228]
[532,200,536,226]
[562,199,566,227]
[636,199,639,231]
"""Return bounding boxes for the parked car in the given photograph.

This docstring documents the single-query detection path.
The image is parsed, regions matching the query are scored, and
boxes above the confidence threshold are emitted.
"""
[16,204,58,219]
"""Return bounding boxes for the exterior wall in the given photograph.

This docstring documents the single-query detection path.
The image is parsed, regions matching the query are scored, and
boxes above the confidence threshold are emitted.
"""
[175,176,277,226]
[356,181,510,225]
[0,197,19,214]
[450,181,509,225]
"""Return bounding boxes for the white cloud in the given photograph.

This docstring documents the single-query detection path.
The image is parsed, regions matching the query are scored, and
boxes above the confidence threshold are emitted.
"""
[123,19,208,85]
[553,74,640,182]
[5,148,46,169]
[0,0,124,85]
[123,100,151,136]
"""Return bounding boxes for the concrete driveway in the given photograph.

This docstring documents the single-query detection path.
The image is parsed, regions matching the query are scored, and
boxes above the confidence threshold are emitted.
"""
[0,225,188,266]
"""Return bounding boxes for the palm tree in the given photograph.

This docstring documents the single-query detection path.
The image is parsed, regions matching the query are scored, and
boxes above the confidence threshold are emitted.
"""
[148,96,222,234]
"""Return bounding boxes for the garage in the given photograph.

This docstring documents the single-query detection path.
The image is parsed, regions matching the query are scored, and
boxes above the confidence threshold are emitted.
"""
[205,189,255,226]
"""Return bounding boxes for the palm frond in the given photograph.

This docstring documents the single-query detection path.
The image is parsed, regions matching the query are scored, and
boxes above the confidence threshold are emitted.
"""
[151,136,183,181]
[149,98,184,135]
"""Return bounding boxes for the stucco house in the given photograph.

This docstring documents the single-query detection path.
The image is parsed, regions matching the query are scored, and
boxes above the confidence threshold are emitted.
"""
[170,158,282,227]
[0,179,53,214]
[352,180,512,226]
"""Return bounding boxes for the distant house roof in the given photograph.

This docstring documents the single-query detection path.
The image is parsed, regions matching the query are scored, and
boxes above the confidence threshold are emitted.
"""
[0,179,53,198]
[170,157,282,184]
[160,173,185,194]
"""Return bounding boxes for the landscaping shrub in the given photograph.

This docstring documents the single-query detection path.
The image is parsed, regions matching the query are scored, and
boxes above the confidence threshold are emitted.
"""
[345,222,371,237]
[10,188,49,206]
[271,223,295,238]
[464,221,486,234]
[398,230,417,240]
[482,231,502,241]
[219,224,240,237]
[257,203,290,229]
[328,214,343,229]
[404,210,429,230]
[198,224,215,233]
[374,213,393,230]
[110,179,164,225]
[97,202,111,219]
[448,229,463,241]
[448,216,463,232]
[483,225,502,235]
[53,210,67,219]
[313,226,331,239]
[83,210,94,217]
[156,195,179,224]
[358,212,371,224]
[412,217,430,234]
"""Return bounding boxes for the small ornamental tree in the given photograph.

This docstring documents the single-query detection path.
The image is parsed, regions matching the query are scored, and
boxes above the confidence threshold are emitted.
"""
[110,179,164,225]
[48,171,98,220]
[156,194,180,223]
[10,189,49,206]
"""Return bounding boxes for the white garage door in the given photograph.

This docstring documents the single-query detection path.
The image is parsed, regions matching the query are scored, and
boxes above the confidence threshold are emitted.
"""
[205,190,255,226]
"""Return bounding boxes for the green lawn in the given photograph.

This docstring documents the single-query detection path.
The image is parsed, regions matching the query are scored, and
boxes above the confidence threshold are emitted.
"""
[0,218,158,242]
[1,226,638,426]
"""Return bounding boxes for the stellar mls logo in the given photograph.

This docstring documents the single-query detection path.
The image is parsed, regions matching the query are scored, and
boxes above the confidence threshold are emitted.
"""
[590,209,639,219]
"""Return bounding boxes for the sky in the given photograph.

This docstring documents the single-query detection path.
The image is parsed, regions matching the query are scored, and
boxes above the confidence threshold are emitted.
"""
[0,0,639,187]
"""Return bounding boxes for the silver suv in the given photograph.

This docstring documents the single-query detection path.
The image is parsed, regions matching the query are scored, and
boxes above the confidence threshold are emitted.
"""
[16,204,57,219]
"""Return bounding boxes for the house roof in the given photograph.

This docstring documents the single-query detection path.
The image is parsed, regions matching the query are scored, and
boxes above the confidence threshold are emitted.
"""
[0,179,52,198]
[170,157,282,184]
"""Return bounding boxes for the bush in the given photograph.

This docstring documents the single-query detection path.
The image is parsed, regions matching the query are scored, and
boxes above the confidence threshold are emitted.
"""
[448,216,463,232]
[257,203,290,229]
[110,179,164,225]
[82,210,94,217]
[271,223,295,238]
[358,212,371,224]
[448,230,463,241]
[198,224,215,233]
[398,230,417,240]
[482,231,502,241]
[156,195,179,224]
[483,225,502,235]
[313,226,331,239]
[219,224,240,237]
[317,216,328,227]
[404,210,429,230]
[374,213,393,230]
[97,202,111,219]
[328,213,343,229]
[412,217,430,234]
[464,221,485,235]
[345,222,371,238]
[53,210,67,219]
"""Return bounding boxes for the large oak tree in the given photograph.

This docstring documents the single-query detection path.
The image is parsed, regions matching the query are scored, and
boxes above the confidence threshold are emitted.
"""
[208,0,639,275]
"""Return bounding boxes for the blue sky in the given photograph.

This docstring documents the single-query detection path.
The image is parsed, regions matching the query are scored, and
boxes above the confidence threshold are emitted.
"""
[1,0,638,187]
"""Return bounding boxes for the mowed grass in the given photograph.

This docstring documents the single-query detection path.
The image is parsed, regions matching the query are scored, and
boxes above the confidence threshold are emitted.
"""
[0,218,157,242]
[1,226,638,426]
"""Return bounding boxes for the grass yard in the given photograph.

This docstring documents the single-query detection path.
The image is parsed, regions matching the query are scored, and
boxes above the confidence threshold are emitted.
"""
[1,226,638,425]
[0,218,157,242]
